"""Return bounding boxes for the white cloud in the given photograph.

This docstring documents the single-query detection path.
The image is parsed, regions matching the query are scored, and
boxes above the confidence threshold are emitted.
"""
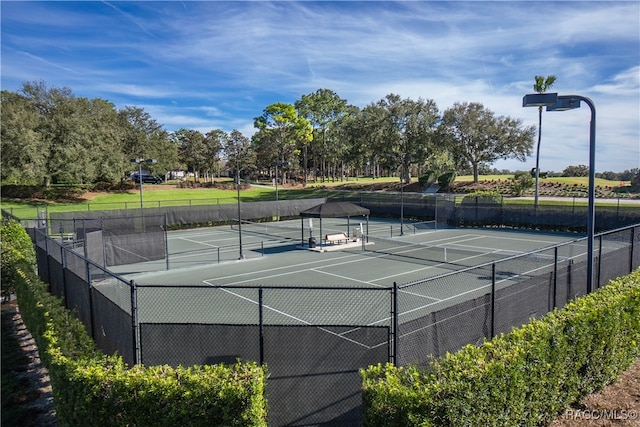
[1,1,637,172]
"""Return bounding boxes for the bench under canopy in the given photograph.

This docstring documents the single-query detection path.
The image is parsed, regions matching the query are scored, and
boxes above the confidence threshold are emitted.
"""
[300,202,370,248]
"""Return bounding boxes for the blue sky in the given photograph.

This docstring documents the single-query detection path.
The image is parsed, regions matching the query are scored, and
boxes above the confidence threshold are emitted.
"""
[2,1,639,173]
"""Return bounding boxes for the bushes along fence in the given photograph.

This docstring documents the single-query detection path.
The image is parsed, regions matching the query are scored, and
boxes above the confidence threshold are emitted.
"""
[1,218,268,426]
[361,268,640,426]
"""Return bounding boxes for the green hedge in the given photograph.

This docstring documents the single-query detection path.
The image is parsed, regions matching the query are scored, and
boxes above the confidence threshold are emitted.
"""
[0,219,36,301]
[1,218,268,426]
[361,268,640,426]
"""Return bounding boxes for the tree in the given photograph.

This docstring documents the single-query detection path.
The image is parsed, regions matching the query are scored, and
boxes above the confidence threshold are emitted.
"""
[374,94,440,183]
[295,89,348,183]
[533,75,557,207]
[512,171,535,195]
[78,97,128,183]
[253,103,312,185]
[203,129,226,181]
[0,90,46,184]
[225,130,255,182]
[350,103,387,178]
[118,106,175,178]
[15,81,127,185]
[174,129,207,181]
[562,165,589,177]
[439,102,536,183]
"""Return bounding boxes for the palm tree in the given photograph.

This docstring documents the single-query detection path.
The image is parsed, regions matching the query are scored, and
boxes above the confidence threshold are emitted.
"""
[533,75,557,208]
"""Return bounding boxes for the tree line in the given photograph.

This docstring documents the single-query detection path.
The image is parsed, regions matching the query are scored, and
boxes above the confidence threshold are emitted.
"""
[2,81,541,186]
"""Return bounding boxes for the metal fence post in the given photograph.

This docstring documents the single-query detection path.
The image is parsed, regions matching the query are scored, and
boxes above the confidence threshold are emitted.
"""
[259,287,264,365]
[596,235,603,290]
[164,213,169,271]
[130,280,139,365]
[552,247,558,310]
[490,263,496,339]
[630,227,636,274]
[392,282,398,365]
[87,258,96,339]
[61,244,69,308]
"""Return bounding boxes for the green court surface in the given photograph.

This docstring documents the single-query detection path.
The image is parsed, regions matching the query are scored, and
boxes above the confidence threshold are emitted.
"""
[98,218,586,326]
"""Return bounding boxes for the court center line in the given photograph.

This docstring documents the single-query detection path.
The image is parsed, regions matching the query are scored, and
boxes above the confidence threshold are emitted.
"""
[205,251,383,284]
[389,250,586,328]
[174,237,220,248]
[309,268,386,287]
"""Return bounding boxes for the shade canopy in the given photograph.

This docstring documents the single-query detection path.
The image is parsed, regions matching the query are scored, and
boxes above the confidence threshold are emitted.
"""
[300,202,370,218]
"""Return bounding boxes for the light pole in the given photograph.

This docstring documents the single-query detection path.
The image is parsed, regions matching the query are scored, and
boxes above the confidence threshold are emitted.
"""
[273,161,289,201]
[523,93,596,293]
[400,168,405,236]
[236,156,245,259]
[130,158,157,209]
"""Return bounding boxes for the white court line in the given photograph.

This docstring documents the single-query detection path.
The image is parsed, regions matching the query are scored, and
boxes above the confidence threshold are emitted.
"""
[209,234,508,286]
[473,233,574,246]
[211,286,375,349]
[385,250,587,332]
[370,245,510,283]
[205,252,368,283]
[175,237,220,249]
[167,229,231,240]
[310,268,385,287]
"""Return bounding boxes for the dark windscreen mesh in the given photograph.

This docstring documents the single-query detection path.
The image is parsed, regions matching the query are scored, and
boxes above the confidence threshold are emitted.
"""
[47,255,65,299]
[65,269,92,337]
[598,228,633,286]
[102,215,166,266]
[74,218,102,242]
[634,226,640,267]
[263,325,388,427]
[397,265,494,365]
[84,230,105,266]
[92,285,134,366]
[21,212,640,426]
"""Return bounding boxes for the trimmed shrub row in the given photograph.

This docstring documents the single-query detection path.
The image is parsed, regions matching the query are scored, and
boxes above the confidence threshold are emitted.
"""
[1,218,268,426]
[361,268,640,426]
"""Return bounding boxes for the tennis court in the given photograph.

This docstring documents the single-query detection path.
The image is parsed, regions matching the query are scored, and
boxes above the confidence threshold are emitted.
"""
[39,215,639,427]
[103,218,584,326]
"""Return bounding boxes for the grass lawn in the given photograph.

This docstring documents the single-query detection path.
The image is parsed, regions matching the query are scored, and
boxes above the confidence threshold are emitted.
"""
[1,175,636,218]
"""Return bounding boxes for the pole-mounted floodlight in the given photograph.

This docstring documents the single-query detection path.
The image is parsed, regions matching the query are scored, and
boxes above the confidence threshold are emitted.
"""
[523,93,596,293]
[130,158,157,209]
[522,92,558,107]
[547,97,582,112]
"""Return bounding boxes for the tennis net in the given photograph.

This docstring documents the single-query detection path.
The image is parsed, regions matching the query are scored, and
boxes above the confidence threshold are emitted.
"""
[360,234,561,269]
[231,219,303,243]
[393,220,437,237]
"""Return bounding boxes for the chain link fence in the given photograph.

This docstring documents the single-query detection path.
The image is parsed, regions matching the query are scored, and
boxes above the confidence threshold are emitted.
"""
[5,203,639,427]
